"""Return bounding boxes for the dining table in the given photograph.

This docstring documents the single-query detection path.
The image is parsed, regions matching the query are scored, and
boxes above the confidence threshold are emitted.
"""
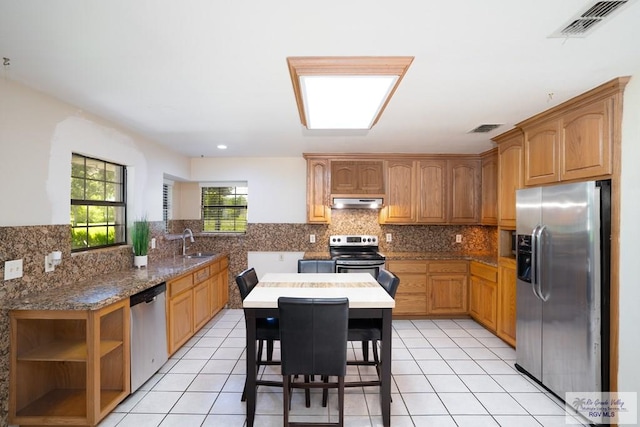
[242,272,395,427]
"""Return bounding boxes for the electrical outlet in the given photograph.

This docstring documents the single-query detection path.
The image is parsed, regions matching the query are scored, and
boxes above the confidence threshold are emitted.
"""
[455,234,462,243]
[310,234,316,243]
[278,253,284,262]
[151,238,156,249]
[4,259,23,280]
[386,233,392,243]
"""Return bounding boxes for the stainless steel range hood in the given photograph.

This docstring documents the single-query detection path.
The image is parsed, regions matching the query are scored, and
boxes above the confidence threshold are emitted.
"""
[332,197,384,209]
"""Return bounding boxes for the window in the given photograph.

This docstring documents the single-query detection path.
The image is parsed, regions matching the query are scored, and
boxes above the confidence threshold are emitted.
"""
[70,154,126,251]
[163,183,172,232]
[201,184,248,233]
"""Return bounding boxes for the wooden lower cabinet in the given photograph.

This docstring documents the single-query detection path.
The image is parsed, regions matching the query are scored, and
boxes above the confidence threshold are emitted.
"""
[387,260,468,316]
[9,299,130,426]
[497,257,517,347]
[167,256,230,355]
[469,262,498,332]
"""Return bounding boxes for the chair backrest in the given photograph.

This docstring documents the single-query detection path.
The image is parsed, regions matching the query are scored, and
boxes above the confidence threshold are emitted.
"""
[235,267,259,300]
[376,269,400,298]
[297,259,336,273]
[278,297,348,377]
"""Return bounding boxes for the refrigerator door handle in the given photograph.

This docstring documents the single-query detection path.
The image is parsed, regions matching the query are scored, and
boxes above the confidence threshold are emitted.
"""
[535,225,549,302]
[530,225,542,300]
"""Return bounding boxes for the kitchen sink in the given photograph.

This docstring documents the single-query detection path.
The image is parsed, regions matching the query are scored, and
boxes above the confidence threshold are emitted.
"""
[184,252,216,259]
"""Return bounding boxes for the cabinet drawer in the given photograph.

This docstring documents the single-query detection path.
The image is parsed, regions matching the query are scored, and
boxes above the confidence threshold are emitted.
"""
[387,260,427,273]
[394,295,427,315]
[396,276,427,294]
[428,261,468,274]
[169,274,193,297]
[470,262,497,282]
[194,266,210,283]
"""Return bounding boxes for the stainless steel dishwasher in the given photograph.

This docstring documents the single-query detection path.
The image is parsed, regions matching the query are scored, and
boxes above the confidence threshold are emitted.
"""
[130,282,168,392]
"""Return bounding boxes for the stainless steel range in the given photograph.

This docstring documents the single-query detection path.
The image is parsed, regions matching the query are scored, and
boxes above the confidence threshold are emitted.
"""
[329,235,386,278]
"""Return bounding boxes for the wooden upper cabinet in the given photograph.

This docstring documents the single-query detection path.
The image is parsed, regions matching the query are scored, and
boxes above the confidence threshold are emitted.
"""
[330,160,384,195]
[518,77,628,186]
[449,159,481,223]
[381,159,415,223]
[494,129,524,228]
[480,149,498,225]
[416,160,447,223]
[523,118,561,186]
[561,97,612,181]
[306,158,330,223]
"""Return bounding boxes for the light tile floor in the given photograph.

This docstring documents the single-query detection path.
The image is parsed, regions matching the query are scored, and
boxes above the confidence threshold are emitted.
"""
[98,309,588,427]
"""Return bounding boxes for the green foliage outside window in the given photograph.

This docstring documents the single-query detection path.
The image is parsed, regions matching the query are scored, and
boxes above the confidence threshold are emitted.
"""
[70,154,126,251]
[202,186,248,233]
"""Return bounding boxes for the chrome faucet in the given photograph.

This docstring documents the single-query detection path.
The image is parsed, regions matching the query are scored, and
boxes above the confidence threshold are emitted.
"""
[182,228,195,256]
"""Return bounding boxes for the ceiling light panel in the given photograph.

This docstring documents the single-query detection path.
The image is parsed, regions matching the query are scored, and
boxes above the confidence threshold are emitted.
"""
[287,56,414,130]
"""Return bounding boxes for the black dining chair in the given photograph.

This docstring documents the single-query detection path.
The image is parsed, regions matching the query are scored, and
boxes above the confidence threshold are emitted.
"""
[235,267,280,401]
[347,268,400,374]
[297,259,336,273]
[278,297,349,427]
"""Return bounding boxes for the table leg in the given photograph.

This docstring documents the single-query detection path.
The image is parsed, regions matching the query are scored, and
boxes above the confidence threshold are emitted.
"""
[380,308,392,427]
[245,309,257,427]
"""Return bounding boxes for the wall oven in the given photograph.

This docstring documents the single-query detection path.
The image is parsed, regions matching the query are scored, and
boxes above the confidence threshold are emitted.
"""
[329,235,386,278]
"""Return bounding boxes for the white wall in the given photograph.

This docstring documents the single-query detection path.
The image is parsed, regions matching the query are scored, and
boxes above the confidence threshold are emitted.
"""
[190,157,307,223]
[0,78,191,225]
[618,73,640,402]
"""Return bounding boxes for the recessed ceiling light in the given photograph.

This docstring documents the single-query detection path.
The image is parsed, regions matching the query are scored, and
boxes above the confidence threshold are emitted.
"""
[287,56,414,130]
[217,144,227,150]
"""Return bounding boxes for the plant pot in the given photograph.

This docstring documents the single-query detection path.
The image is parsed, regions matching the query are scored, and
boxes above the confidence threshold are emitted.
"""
[134,255,148,269]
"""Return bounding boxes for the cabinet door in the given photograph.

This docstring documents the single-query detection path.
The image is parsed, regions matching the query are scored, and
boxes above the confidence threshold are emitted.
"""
[497,259,517,347]
[561,97,612,181]
[469,276,497,332]
[427,274,468,314]
[449,159,481,223]
[193,279,211,330]
[381,160,415,223]
[524,119,561,186]
[416,160,447,223]
[331,161,358,193]
[498,136,523,228]
[307,159,330,223]
[357,161,384,193]
[168,290,194,355]
[481,151,498,225]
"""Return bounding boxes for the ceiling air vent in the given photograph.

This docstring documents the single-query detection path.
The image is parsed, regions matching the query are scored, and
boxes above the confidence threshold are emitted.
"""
[469,124,502,134]
[550,0,635,38]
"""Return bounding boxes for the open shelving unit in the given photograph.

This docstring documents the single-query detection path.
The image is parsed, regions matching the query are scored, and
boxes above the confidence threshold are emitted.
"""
[10,299,130,426]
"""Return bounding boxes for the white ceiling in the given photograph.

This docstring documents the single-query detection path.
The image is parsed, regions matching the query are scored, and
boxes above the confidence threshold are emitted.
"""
[2,0,640,158]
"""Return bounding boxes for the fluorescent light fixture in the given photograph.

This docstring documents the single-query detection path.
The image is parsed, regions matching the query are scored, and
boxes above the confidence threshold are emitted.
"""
[287,57,414,130]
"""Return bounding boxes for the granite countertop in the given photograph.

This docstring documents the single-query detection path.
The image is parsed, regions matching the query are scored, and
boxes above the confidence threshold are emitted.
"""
[0,254,227,312]
[303,251,497,267]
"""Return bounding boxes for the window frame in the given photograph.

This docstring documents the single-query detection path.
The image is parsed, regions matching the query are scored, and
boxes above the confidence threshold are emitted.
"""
[70,153,127,252]
[201,184,248,233]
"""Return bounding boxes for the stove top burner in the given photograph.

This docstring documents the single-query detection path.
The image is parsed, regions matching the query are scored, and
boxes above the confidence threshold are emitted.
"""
[329,235,385,262]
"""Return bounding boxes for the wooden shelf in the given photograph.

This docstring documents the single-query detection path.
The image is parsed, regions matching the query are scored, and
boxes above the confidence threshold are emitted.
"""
[18,340,123,362]
[16,389,86,418]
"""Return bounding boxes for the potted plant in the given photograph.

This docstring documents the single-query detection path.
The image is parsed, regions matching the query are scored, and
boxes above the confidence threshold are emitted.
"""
[131,217,150,268]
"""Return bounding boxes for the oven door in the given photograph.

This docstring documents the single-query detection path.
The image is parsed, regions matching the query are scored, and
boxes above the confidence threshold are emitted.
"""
[335,261,384,278]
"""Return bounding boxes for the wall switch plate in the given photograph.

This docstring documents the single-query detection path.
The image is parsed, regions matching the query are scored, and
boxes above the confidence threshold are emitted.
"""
[4,259,23,280]
[310,234,316,243]
[151,238,156,249]
[455,234,462,243]
[386,233,392,242]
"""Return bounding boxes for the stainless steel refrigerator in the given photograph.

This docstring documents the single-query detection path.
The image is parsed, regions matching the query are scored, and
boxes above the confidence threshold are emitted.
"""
[515,180,610,399]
